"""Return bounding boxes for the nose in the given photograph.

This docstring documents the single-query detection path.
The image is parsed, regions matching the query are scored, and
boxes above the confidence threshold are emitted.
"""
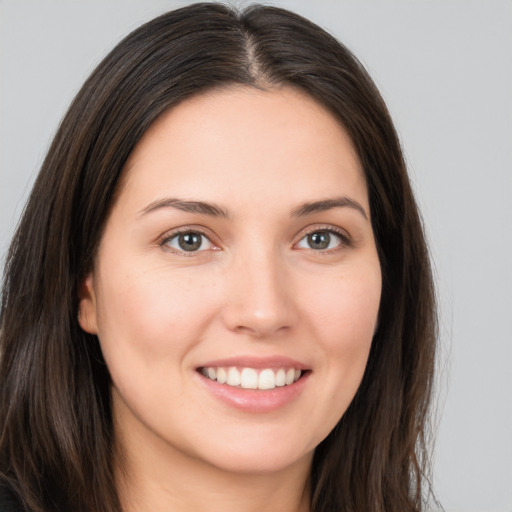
[221,248,298,338]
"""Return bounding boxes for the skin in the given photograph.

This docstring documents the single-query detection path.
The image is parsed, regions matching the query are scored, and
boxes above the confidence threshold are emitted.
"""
[79,86,382,512]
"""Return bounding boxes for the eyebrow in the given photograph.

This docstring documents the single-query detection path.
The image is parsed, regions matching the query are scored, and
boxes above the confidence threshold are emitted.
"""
[139,198,230,218]
[139,196,368,220]
[292,197,368,220]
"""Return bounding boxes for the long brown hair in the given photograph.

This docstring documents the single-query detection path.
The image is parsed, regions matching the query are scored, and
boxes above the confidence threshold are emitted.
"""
[0,3,438,511]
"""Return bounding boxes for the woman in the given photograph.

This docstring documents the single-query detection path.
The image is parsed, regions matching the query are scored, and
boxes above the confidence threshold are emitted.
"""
[0,3,438,511]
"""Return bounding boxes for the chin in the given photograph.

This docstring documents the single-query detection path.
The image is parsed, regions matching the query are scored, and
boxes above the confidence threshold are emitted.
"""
[205,447,313,476]
[192,428,317,476]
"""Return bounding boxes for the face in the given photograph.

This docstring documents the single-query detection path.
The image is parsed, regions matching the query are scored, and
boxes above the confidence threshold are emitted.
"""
[79,86,381,477]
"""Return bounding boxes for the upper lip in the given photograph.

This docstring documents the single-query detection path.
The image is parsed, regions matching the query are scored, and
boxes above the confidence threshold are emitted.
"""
[197,355,309,370]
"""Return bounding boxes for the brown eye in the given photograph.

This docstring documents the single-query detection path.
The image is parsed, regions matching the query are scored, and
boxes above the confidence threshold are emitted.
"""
[165,231,212,252]
[307,232,331,250]
[296,230,344,251]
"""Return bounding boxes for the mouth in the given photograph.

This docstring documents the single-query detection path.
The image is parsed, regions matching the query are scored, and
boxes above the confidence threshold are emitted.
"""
[196,358,311,412]
[198,366,304,391]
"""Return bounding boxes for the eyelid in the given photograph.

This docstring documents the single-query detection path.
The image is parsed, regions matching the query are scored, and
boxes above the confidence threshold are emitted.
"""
[294,224,353,250]
[158,226,220,254]
[156,224,352,255]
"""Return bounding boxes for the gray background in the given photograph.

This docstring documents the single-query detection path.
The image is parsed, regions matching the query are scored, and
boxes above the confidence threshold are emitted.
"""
[1,1,511,511]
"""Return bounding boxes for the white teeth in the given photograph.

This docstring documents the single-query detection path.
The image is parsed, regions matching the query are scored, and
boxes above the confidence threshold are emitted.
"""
[258,369,276,390]
[201,366,304,390]
[216,367,227,384]
[275,369,286,387]
[241,368,258,389]
[227,367,241,386]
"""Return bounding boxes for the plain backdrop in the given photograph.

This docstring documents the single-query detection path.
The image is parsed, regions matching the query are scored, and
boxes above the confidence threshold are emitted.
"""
[1,1,511,511]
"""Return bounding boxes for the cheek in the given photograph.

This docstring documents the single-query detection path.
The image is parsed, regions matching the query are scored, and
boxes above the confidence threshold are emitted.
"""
[305,264,381,390]
[94,265,220,366]
[92,265,224,425]
[307,265,381,342]
[285,265,381,449]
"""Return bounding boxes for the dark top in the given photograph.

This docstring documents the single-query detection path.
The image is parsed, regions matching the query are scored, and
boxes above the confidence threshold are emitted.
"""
[0,483,25,512]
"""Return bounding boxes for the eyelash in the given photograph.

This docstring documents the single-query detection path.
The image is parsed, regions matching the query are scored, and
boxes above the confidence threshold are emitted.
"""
[296,226,352,253]
[159,226,352,255]
[159,228,215,255]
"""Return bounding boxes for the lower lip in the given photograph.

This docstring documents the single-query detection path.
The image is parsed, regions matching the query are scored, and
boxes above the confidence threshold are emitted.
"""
[198,371,310,413]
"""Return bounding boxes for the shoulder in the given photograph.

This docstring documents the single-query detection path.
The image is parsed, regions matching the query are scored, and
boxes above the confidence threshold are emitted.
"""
[0,481,25,512]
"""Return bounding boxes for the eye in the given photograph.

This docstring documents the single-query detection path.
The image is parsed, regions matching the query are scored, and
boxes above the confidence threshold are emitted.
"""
[296,229,346,251]
[163,231,213,253]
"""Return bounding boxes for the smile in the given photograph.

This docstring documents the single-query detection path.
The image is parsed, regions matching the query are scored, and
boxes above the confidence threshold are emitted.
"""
[200,367,302,390]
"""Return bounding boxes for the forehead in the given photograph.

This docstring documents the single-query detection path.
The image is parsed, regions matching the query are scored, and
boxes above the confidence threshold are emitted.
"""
[119,85,368,214]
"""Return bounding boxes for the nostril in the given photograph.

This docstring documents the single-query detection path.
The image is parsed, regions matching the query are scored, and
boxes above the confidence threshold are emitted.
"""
[232,323,291,338]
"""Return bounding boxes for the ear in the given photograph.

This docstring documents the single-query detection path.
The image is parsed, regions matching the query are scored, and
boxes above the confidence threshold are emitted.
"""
[78,272,99,334]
